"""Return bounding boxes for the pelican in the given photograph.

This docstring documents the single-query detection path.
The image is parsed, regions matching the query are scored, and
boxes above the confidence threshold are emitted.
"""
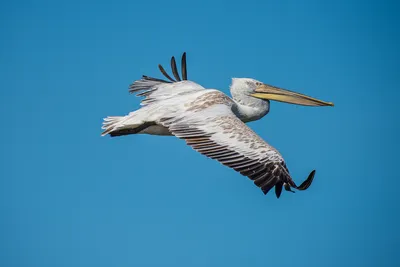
[102,53,333,198]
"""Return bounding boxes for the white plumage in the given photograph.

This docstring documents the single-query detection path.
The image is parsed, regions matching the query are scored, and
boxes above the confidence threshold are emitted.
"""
[102,53,333,198]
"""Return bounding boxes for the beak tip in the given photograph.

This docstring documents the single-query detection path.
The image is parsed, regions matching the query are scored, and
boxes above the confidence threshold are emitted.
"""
[328,102,334,107]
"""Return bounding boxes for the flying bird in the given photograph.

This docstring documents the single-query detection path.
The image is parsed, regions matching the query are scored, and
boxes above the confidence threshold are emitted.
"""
[102,53,333,198]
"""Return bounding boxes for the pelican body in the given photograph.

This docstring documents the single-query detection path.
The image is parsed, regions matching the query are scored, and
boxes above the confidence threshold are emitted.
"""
[102,53,333,198]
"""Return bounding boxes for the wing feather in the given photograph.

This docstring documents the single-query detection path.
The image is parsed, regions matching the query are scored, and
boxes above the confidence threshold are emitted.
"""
[158,65,175,82]
[170,56,181,81]
[129,79,205,106]
[160,103,314,197]
[129,53,204,106]
[181,52,187,80]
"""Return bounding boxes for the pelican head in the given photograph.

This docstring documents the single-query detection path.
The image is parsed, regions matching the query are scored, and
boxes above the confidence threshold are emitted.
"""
[230,78,334,107]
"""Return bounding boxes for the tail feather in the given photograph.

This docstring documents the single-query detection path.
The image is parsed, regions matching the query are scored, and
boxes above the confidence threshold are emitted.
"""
[101,116,127,136]
[101,115,155,137]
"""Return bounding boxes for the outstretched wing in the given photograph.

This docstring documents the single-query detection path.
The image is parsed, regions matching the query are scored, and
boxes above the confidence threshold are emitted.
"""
[129,52,205,106]
[159,100,315,198]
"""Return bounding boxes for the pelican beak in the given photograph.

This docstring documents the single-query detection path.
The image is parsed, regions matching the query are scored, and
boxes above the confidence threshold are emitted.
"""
[251,84,334,107]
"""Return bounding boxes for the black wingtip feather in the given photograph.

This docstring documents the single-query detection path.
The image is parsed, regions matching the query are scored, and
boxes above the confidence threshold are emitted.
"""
[260,177,278,195]
[154,53,188,83]
[158,64,176,82]
[297,170,316,191]
[275,183,283,198]
[141,75,171,83]
[181,52,187,80]
[170,56,181,81]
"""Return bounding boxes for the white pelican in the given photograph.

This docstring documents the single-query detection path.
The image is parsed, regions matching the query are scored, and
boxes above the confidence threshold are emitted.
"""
[102,53,334,198]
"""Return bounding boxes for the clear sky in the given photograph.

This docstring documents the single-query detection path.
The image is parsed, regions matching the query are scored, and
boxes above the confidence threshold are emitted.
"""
[1,0,399,266]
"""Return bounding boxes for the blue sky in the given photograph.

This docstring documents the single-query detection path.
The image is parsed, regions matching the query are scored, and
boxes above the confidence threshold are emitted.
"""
[1,0,399,266]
